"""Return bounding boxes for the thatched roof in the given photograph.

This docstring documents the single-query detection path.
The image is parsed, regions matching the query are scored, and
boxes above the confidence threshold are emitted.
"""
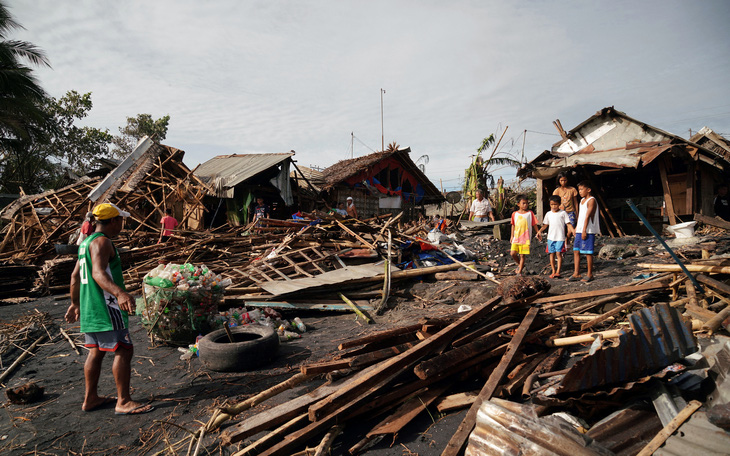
[321,147,443,202]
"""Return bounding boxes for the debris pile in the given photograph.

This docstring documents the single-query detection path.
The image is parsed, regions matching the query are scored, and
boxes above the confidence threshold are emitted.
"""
[160,261,730,455]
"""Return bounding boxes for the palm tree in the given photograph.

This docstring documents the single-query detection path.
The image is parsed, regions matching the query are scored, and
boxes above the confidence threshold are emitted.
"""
[0,1,52,193]
[463,130,522,209]
[0,1,50,145]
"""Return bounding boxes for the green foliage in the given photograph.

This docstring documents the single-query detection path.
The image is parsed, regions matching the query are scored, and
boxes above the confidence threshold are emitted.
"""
[463,132,523,212]
[43,90,113,173]
[0,90,113,194]
[111,113,171,158]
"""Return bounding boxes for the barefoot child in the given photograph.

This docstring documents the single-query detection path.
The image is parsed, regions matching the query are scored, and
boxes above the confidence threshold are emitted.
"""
[553,171,579,227]
[567,181,600,282]
[536,195,574,278]
[510,195,541,275]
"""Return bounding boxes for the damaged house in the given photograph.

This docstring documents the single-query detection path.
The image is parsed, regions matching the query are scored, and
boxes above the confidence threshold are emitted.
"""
[194,152,298,226]
[519,107,730,235]
[320,146,444,219]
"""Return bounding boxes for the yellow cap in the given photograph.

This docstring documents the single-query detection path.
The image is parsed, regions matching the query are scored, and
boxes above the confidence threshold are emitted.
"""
[92,203,130,221]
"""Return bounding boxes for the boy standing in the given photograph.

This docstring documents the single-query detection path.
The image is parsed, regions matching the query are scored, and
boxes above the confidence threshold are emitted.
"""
[553,172,579,227]
[510,194,541,275]
[568,181,600,282]
[537,195,575,278]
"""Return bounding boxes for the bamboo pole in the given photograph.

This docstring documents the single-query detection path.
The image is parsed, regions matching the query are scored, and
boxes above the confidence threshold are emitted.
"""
[339,293,373,324]
[547,320,703,347]
[639,263,730,274]
[0,334,45,384]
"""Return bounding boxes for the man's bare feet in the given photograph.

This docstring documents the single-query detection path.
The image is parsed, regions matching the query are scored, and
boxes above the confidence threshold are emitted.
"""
[115,400,154,415]
[82,396,116,412]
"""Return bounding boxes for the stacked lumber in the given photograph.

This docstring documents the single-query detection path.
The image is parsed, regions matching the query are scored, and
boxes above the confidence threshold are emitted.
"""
[0,262,39,299]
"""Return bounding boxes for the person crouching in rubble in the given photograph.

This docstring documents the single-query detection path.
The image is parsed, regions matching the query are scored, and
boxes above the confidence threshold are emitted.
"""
[510,195,541,275]
[567,181,600,282]
[536,195,575,278]
[65,203,154,415]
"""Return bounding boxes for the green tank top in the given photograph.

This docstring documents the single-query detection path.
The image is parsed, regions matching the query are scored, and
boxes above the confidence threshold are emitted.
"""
[78,232,129,333]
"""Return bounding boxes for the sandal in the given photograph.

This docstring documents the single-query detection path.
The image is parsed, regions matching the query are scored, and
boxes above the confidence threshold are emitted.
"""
[581,276,594,283]
[567,276,581,282]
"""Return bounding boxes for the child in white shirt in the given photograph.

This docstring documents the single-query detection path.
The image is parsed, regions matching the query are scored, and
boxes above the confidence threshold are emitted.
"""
[537,195,575,278]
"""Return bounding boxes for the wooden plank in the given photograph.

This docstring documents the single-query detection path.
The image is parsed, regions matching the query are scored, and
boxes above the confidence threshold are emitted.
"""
[335,219,375,249]
[696,274,730,295]
[435,391,479,413]
[580,293,650,331]
[441,306,539,456]
[534,281,669,304]
[366,382,451,436]
[307,296,502,422]
[686,161,695,214]
[695,212,730,230]
[636,400,702,456]
[221,363,382,445]
[244,301,375,312]
[658,157,677,226]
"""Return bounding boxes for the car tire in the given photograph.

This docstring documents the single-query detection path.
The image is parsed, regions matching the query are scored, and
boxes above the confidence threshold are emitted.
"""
[199,325,279,372]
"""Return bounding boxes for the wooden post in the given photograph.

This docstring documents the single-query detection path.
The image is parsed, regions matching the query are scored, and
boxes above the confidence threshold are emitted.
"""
[658,157,677,226]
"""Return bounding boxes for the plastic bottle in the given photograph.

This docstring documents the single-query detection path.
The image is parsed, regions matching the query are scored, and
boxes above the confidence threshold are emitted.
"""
[293,317,307,333]
[278,330,301,341]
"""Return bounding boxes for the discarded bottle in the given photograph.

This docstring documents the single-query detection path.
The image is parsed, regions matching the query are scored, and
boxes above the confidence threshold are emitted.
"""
[293,317,307,333]
[278,330,301,341]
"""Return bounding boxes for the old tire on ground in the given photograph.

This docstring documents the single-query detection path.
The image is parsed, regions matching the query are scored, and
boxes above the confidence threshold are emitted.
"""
[199,325,279,372]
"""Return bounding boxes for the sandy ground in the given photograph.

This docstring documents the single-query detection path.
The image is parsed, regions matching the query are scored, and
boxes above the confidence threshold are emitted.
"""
[0,232,698,455]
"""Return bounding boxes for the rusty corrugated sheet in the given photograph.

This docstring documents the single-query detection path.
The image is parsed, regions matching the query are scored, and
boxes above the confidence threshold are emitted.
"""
[464,398,614,456]
[556,304,697,394]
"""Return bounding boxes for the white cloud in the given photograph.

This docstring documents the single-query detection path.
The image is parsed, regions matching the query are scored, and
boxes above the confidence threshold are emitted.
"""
[8,0,730,190]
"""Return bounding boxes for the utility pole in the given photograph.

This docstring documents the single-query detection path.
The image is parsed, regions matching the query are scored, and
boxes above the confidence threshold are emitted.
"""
[381,88,386,152]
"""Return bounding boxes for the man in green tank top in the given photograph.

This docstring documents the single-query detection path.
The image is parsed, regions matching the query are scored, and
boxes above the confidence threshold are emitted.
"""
[65,203,154,415]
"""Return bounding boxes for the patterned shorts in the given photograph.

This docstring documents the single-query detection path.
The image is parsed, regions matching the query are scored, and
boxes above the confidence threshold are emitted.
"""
[84,328,133,352]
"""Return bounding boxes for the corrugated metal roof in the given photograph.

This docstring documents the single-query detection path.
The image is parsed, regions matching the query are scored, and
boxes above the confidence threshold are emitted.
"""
[556,304,698,394]
[465,398,614,456]
[194,153,293,195]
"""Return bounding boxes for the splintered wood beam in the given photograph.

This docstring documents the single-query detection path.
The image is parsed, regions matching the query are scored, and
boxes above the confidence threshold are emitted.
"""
[535,280,669,305]
[658,157,677,226]
[366,381,452,437]
[696,274,730,295]
[441,306,539,456]
[694,213,730,230]
[580,293,650,331]
[335,220,375,249]
[338,323,423,350]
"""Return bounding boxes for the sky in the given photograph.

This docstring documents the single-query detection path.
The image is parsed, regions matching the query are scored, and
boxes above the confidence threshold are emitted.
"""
[10,0,730,191]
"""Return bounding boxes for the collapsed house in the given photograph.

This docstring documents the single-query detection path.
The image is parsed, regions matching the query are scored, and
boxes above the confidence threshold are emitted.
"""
[320,146,444,219]
[519,107,730,235]
[0,138,210,262]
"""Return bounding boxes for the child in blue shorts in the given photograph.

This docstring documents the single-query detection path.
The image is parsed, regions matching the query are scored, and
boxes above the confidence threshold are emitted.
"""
[536,195,574,278]
[568,181,600,282]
